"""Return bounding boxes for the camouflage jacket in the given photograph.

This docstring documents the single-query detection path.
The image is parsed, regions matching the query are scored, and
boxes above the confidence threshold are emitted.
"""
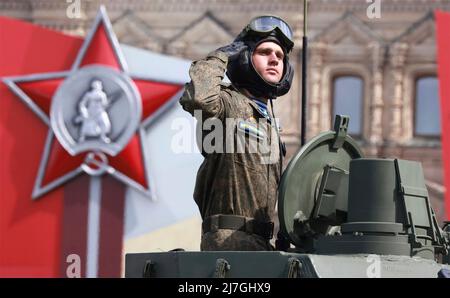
[179,50,281,225]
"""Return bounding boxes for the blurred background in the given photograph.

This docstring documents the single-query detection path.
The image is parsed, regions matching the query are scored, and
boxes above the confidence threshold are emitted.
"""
[2,0,446,218]
[1,0,449,277]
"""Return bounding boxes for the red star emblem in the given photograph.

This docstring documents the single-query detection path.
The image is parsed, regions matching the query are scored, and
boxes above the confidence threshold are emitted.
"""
[3,7,183,199]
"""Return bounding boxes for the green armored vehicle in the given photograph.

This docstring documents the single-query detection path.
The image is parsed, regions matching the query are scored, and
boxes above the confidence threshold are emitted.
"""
[125,115,450,278]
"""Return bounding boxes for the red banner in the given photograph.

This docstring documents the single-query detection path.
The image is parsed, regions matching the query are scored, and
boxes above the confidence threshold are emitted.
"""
[436,10,450,220]
[0,16,81,277]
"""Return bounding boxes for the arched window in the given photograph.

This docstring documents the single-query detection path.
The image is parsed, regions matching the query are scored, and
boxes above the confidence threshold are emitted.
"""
[332,76,364,136]
[414,76,441,137]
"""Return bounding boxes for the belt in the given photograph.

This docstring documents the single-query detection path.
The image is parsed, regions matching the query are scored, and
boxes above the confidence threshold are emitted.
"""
[202,214,274,240]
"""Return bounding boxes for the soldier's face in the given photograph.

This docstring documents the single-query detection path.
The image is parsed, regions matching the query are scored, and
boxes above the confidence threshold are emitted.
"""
[252,42,284,84]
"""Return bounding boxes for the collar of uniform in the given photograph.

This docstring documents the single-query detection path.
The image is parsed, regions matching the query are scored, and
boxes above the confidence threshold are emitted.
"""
[230,85,274,123]
[246,96,283,132]
[253,100,270,121]
[244,96,272,123]
[250,100,271,122]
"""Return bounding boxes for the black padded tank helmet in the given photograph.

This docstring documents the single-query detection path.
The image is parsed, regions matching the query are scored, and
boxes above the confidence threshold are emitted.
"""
[226,15,295,99]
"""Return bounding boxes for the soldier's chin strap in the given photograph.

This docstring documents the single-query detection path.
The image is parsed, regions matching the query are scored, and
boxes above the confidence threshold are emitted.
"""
[269,99,286,179]
[237,86,286,175]
[270,99,291,251]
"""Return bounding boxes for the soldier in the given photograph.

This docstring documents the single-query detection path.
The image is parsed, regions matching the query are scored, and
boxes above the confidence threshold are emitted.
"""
[75,79,112,144]
[180,16,295,251]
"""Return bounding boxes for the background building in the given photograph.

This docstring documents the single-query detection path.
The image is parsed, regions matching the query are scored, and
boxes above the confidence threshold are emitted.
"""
[1,0,448,230]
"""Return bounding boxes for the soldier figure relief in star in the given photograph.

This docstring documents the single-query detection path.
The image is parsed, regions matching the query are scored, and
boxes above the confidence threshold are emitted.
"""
[75,80,112,144]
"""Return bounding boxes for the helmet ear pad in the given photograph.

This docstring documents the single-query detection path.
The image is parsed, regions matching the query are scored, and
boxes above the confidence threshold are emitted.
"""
[275,54,294,97]
[226,43,294,99]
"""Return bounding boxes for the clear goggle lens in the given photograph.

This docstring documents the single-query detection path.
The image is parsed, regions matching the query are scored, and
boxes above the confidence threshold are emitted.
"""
[248,16,293,41]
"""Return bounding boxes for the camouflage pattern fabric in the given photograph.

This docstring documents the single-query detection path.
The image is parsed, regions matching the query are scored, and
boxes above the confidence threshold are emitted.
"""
[179,50,281,251]
[201,229,274,251]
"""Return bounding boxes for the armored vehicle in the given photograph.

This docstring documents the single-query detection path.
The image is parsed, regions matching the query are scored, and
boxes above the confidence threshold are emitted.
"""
[125,115,450,278]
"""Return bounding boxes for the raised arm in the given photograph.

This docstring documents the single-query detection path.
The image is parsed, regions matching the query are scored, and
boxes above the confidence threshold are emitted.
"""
[179,42,247,119]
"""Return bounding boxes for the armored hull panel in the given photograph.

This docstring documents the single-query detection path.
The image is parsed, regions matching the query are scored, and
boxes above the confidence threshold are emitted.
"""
[125,251,449,278]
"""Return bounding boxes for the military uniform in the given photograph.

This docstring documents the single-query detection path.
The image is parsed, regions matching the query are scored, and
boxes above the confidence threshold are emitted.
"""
[179,51,281,251]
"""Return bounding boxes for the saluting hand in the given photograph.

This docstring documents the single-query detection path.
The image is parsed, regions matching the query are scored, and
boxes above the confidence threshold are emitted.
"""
[216,41,247,59]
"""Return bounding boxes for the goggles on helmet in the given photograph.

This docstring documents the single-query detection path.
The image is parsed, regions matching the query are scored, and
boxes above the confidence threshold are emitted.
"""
[244,15,294,52]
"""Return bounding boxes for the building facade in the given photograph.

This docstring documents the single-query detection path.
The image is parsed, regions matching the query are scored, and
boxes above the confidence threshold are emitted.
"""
[1,0,448,222]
